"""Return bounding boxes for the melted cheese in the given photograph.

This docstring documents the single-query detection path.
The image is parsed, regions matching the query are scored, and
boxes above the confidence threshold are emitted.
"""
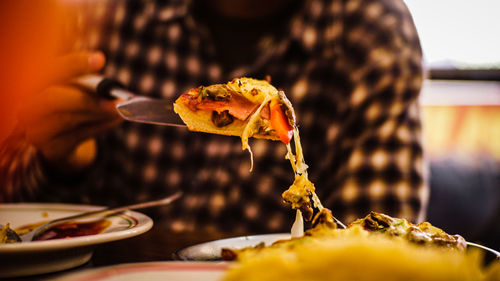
[286,128,324,208]
[216,78,280,172]
[241,94,275,171]
[239,86,327,236]
[283,128,327,236]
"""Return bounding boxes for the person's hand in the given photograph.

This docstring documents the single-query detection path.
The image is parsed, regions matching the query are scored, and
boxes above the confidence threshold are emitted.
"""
[17,51,123,171]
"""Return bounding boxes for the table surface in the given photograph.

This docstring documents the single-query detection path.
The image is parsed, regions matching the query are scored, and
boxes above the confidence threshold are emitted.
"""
[11,221,246,281]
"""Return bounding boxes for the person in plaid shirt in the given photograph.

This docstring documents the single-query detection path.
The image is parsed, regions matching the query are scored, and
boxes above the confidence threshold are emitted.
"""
[0,0,427,234]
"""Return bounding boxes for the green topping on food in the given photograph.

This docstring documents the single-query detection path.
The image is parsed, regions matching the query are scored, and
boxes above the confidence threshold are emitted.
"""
[198,86,208,98]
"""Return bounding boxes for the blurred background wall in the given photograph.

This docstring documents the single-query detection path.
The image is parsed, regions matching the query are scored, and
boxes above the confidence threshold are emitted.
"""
[405,0,500,250]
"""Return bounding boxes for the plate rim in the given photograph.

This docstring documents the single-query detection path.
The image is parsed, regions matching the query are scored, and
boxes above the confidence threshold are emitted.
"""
[0,202,153,253]
[51,261,230,281]
[175,233,291,261]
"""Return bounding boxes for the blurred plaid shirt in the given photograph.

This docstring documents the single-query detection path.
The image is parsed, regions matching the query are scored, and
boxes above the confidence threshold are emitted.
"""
[1,0,428,234]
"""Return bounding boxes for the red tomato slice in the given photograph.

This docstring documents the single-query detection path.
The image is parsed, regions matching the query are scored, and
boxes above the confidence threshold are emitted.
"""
[270,100,293,144]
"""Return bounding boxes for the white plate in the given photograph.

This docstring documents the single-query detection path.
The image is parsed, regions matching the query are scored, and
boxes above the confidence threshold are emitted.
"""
[175,233,500,264]
[50,261,229,281]
[0,203,153,278]
[175,233,291,261]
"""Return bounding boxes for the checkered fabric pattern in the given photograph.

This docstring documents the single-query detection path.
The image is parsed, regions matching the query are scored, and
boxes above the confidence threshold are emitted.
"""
[1,0,428,234]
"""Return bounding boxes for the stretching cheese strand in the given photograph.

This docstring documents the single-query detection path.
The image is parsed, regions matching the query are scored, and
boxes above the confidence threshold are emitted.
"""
[286,127,328,237]
[286,128,324,211]
[241,95,276,172]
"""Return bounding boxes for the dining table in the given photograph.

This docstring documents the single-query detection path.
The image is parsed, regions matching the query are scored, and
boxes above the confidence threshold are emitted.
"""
[8,220,247,281]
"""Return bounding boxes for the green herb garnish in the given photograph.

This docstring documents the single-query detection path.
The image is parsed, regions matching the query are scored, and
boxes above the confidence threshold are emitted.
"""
[198,86,208,98]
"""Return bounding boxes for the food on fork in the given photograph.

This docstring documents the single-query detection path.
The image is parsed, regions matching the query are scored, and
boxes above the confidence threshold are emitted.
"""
[174,77,295,147]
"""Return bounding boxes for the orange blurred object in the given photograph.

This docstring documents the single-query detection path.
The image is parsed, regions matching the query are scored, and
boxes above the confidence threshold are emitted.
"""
[423,105,500,160]
[420,80,500,161]
[0,0,70,142]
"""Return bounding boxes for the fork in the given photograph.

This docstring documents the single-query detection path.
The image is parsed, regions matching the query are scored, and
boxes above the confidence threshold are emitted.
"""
[21,191,182,242]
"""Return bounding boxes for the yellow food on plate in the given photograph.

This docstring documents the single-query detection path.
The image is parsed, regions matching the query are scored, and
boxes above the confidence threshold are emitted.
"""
[0,223,21,244]
[221,212,466,260]
[223,225,500,281]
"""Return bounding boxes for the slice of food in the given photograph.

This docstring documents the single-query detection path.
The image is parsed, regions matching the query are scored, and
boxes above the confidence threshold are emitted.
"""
[174,77,295,146]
